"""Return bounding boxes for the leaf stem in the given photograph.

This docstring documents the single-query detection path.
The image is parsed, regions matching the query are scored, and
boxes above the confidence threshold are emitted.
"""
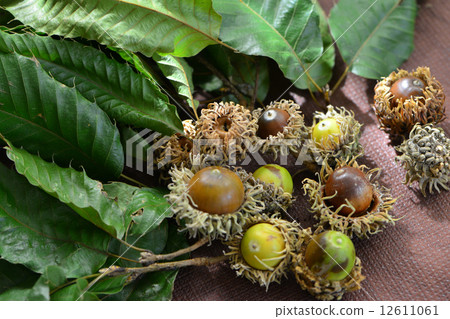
[117,237,149,253]
[331,65,350,95]
[100,255,228,277]
[119,174,148,188]
[140,237,209,265]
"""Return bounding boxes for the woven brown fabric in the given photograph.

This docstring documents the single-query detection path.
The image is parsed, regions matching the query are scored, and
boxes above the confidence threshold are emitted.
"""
[172,0,449,301]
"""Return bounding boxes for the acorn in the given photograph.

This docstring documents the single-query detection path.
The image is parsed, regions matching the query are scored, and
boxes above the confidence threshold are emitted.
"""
[373,67,446,137]
[155,119,196,177]
[250,164,294,214]
[193,101,258,164]
[166,164,266,241]
[225,214,300,289]
[395,124,449,196]
[302,158,397,238]
[307,105,363,168]
[291,227,365,300]
[251,100,308,159]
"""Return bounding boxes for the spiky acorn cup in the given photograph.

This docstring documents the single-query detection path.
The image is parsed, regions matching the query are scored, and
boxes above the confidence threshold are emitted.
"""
[291,227,365,300]
[155,120,196,179]
[166,164,266,241]
[193,101,258,164]
[373,67,446,138]
[303,158,397,238]
[395,124,449,196]
[225,214,300,290]
[306,105,363,169]
[252,100,308,159]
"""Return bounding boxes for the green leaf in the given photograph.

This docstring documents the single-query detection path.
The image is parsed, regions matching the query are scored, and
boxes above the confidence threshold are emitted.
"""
[5,143,126,238]
[3,0,222,57]
[328,0,417,79]
[0,51,123,181]
[104,222,188,301]
[0,163,110,278]
[88,275,129,295]
[51,278,99,301]
[103,183,171,236]
[213,0,323,89]
[154,53,199,115]
[107,220,169,269]
[296,1,335,90]
[0,276,49,301]
[0,31,183,136]
[0,259,40,294]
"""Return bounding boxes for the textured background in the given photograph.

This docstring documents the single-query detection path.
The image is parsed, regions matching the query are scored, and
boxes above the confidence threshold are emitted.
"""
[172,0,450,301]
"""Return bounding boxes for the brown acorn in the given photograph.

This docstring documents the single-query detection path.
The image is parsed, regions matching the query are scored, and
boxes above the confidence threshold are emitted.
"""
[302,157,397,238]
[373,67,446,137]
[251,100,308,159]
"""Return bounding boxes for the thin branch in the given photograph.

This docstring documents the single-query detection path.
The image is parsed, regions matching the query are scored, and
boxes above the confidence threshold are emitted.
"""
[140,237,209,265]
[100,255,229,277]
[196,55,247,105]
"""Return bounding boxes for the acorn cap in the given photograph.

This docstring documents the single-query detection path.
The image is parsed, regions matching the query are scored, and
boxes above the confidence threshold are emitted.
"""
[193,101,258,164]
[252,100,308,159]
[306,105,363,168]
[156,119,196,178]
[225,214,300,290]
[291,227,365,301]
[166,164,265,241]
[373,67,446,137]
[302,158,397,238]
[395,124,449,196]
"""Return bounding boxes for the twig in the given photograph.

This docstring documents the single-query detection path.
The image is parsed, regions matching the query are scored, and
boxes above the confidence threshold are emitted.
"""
[100,255,229,277]
[197,55,247,105]
[140,237,209,265]
[119,173,148,188]
[251,62,260,110]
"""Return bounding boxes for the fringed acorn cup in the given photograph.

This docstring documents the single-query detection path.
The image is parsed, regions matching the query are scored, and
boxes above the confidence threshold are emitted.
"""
[396,124,449,196]
[373,67,446,138]
[166,165,265,241]
[303,158,397,238]
[251,100,308,159]
[291,228,365,300]
[155,120,197,180]
[193,101,258,165]
[225,214,300,290]
[305,105,363,170]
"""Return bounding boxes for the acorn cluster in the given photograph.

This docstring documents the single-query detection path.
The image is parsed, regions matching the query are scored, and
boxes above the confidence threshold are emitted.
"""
[150,67,445,299]
[149,95,412,300]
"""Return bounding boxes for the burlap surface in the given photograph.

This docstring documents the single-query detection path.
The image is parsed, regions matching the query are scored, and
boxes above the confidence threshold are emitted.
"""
[172,0,450,301]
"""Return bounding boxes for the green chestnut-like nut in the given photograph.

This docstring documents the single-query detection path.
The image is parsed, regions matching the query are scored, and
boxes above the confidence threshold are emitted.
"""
[253,164,294,194]
[304,231,355,281]
[240,223,286,270]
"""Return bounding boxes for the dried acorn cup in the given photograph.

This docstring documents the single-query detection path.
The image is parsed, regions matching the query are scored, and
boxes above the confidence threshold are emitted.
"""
[396,124,449,196]
[373,67,446,137]
[155,119,196,177]
[291,228,364,300]
[303,158,397,238]
[225,214,300,289]
[193,101,258,163]
[307,105,363,167]
[251,100,308,159]
[166,165,265,240]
